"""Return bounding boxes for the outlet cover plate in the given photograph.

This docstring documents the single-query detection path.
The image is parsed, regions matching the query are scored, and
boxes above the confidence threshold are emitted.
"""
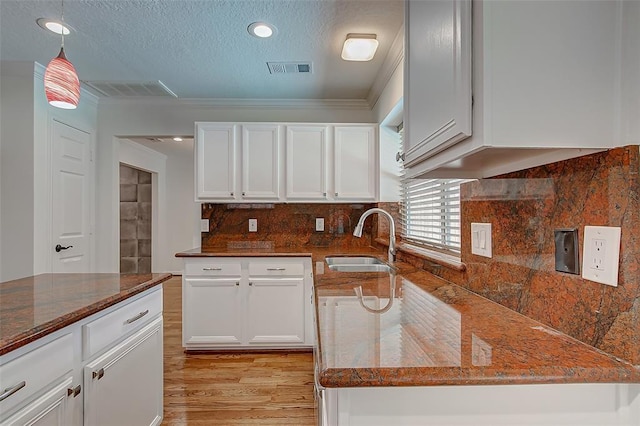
[200,219,209,232]
[249,218,257,233]
[471,223,492,258]
[581,225,621,287]
[315,218,325,232]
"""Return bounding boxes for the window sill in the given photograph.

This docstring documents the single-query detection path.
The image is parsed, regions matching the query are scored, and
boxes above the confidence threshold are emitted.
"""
[374,238,467,272]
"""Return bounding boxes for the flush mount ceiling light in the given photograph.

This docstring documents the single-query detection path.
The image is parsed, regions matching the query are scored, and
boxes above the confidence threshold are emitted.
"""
[43,0,80,109]
[341,33,379,61]
[248,22,276,38]
[36,17,73,35]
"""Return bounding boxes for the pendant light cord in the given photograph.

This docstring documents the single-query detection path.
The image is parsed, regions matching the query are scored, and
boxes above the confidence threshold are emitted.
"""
[61,0,65,48]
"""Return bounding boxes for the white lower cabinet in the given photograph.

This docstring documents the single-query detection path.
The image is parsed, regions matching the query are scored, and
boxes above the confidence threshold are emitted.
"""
[83,318,163,426]
[2,377,74,426]
[182,257,313,350]
[0,286,164,426]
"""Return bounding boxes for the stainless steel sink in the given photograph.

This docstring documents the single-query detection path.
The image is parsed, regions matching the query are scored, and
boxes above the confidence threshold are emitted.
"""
[328,264,392,273]
[325,256,385,266]
[325,256,391,272]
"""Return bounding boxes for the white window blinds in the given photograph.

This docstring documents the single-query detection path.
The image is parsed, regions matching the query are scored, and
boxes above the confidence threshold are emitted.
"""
[398,124,464,254]
[400,178,463,254]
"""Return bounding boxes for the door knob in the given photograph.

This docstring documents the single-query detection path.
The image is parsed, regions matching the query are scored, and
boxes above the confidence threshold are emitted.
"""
[55,244,73,252]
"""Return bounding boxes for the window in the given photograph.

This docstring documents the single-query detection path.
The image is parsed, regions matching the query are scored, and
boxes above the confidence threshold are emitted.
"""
[397,124,464,255]
[401,178,464,254]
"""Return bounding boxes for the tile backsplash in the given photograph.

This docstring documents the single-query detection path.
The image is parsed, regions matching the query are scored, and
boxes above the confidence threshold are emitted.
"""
[460,146,640,364]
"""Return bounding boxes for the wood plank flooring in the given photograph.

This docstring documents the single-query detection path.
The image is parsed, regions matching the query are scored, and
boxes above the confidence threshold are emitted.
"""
[162,276,316,425]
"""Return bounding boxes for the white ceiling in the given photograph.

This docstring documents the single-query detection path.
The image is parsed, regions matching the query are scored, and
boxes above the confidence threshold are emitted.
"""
[0,0,404,102]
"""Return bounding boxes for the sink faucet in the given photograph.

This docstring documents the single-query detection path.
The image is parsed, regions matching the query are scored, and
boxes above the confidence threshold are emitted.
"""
[353,208,396,263]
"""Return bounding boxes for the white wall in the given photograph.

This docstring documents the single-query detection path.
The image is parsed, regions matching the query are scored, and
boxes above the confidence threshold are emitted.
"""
[96,101,376,272]
[0,61,98,281]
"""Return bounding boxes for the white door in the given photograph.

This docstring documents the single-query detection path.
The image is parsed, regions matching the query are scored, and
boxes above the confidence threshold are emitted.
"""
[286,125,328,200]
[51,120,92,272]
[334,126,377,201]
[246,278,305,344]
[241,124,281,200]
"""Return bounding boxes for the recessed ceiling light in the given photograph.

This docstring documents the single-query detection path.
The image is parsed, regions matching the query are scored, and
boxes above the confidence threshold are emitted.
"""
[341,33,379,61]
[248,22,276,38]
[37,18,73,35]
[172,137,183,142]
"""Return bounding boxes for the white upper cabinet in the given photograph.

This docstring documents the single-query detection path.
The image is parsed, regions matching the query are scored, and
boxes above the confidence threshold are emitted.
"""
[286,125,328,200]
[334,126,378,201]
[404,0,630,179]
[404,0,472,167]
[242,124,281,200]
[195,123,236,200]
[195,122,379,202]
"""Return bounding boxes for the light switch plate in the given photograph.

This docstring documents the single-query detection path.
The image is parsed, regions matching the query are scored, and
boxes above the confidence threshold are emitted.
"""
[200,219,209,232]
[471,223,492,258]
[581,226,621,287]
[249,218,257,232]
[315,218,325,232]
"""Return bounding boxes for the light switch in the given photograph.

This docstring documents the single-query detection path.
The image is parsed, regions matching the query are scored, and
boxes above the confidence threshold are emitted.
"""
[582,226,621,287]
[200,219,209,232]
[249,218,257,232]
[316,218,325,232]
[471,223,492,258]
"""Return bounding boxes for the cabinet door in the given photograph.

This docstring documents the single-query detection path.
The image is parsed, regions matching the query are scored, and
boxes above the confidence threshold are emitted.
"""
[2,377,73,426]
[183,277,243,346]
[195,123,236,200]
[286,126,328,200]
[83,318,163,426]
[404,0,472,166]
[334,126,377,201]
[246,278,305,344]
[242,124,281,200]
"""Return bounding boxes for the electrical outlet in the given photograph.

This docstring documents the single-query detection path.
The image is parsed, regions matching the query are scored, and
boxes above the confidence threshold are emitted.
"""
[582,226,621,287]
[249,218,257,232]
[315,218,325,232]
[200,219,209,232]
[471,223,492,258]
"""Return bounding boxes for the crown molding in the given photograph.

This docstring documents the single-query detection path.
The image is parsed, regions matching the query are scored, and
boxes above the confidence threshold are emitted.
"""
[367,24,405,109]
[97,96,371,110]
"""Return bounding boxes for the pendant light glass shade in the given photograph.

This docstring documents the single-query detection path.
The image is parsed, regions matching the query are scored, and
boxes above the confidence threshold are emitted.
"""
[44,47,80,109]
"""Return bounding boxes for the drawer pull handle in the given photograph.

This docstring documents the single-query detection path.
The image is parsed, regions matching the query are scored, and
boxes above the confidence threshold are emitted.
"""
[236,281,240,286]
[0,381,26,402]
[202,267,222,271]
[267,268,286,271]
[93,368,105,380]
[125,309,149,324]
[67,385,81,397]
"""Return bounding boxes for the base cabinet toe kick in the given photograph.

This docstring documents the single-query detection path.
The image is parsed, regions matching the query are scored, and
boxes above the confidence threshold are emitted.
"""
[0,286,164,426]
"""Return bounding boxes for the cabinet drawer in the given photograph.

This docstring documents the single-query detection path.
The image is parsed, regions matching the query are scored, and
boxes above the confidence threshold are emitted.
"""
[0,333,73,418]
[185,260,242,276]
[248,262,304,277]
[82,288,162,359]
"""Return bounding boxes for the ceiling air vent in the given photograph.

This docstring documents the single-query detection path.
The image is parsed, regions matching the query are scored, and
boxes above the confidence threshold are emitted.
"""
[81,80,178,98]
[267,62,312,74]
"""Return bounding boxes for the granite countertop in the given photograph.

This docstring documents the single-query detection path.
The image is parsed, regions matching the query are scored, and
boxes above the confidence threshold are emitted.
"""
[176,245,640,387]
[0,273,171,355]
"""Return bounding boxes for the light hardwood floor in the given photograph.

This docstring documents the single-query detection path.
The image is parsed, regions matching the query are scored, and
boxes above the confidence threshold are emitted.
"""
[162,276,316,425]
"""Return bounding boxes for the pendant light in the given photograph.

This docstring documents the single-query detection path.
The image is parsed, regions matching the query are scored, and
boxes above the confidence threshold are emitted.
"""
[44,0,80,109]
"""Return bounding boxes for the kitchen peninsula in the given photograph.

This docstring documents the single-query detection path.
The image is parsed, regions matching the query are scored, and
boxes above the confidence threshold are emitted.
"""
[178,245,640,425]
[0,273,171,425]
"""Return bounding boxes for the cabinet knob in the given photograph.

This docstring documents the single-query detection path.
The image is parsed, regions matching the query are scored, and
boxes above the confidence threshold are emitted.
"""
[67,385,81,398]
[249,282,253,286]
[242,192,246,196]
[323,192,327,197]
[335,192,338,197]
[236,281,240,286]
[230,192,234,196]
[93,368,105,380]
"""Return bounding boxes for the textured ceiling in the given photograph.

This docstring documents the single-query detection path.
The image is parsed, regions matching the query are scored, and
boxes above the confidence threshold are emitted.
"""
[0,0,404,101]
